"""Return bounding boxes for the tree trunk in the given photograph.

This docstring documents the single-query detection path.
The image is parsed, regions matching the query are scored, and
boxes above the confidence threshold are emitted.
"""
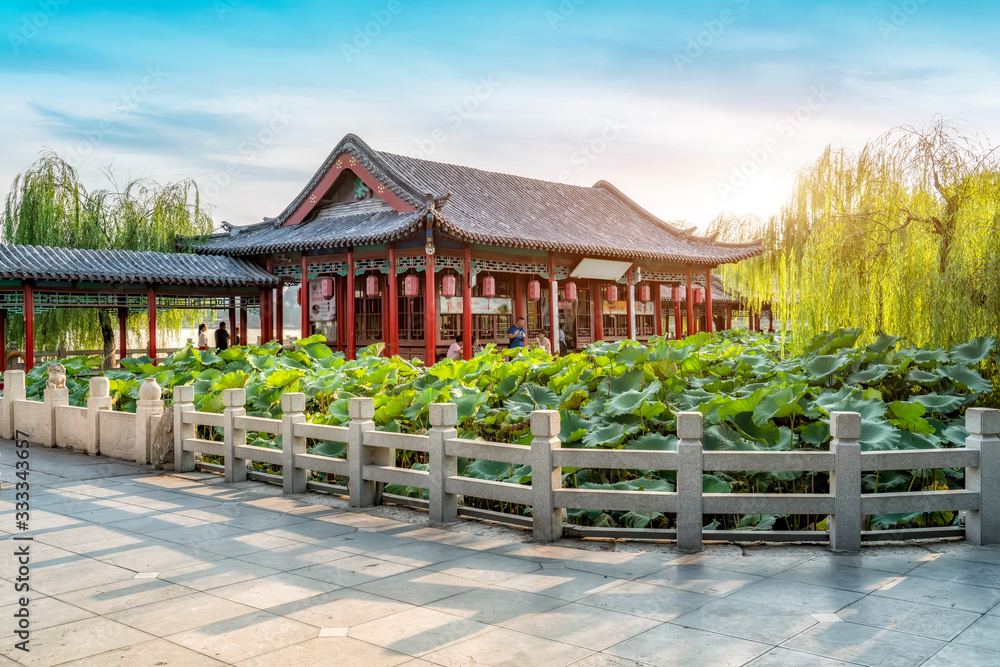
[99,310,115,370]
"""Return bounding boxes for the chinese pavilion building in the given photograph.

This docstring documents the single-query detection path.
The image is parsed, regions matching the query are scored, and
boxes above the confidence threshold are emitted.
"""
[194,134,762,361]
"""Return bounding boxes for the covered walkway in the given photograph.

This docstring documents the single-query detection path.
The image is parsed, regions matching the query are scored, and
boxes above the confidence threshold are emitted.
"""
[0,244,279,370]
[2,441,999,666]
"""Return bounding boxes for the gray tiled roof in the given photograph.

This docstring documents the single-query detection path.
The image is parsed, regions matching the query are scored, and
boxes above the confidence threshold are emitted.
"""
[0,244,279,287]
[196,209,424,256]
[196,134,761,266]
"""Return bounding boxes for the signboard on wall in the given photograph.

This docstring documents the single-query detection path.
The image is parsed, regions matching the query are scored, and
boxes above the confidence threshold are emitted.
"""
[439,297,513,315]
[603,301,654,316]
[309,279,336,322]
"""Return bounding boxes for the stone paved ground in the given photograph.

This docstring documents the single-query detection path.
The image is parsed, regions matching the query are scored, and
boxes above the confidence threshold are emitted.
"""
[2,443,1000,666]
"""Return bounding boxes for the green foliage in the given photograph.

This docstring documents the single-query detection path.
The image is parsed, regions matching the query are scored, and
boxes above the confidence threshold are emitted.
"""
[29,328,996,532]
[2,151,214,357]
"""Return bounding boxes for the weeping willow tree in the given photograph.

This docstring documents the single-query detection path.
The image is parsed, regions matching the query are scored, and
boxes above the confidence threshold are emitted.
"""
[714,118,1000,353]
[3,151,214,367]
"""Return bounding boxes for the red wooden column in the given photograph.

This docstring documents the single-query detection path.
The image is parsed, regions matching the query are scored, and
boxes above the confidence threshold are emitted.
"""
[147,287,157,362]
[387,248,399,357]
[462,247,472,360]
[118,308,127,364]
[228,298,237,342]
[653,284,663,338]
[300,256,310,341]
[548,255,559,354]
[704,267,714,334]
[0,309,6,373]
[275,285,284,347]
[674,298,683,340]
[685,265,694,336]
[514,274,526,321]
[346,251,356,360]
[726,307,732,330]
[625,269,635,342]
[592,279,603,342]
[240,305,249,344]
[424,254,436,363]
[23,283,34,371]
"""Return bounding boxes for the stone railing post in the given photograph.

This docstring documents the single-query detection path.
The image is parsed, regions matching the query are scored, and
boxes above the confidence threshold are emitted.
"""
[347,397,377,508]
[530,409,563,542]
[44,378,69,448]
[173,385,196,472]
[223,388,247,483]
[134,377,164,464]
[428,403,459,524]
[966,408,1000,546]
[676,411,704,553]
[86,377,112,456]
[829,411,862,553]
[1,370,25,440]
[281,392,308,494]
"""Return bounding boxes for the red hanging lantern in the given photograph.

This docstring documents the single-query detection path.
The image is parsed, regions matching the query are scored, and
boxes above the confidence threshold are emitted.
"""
[442,273,457,298]
[564,281,577,302]
[693,286,705,304]
[638,284,652,303]
[605,284,618,305]
[320,278,334,300]
[403,274,420,298]
[672,286,684,302]
[527,280,541,301]
[366,275,379,297]
[482,275,496,298]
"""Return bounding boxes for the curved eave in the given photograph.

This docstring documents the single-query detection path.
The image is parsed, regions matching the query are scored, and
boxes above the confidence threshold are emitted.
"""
[435,215,763,266]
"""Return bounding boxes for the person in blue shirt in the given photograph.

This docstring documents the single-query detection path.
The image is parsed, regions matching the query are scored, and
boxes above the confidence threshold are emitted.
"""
[508,317,526,348]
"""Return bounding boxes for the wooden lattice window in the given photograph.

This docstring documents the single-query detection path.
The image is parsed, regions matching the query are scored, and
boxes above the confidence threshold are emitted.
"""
[397,273,424,342]
[354,272,383,343]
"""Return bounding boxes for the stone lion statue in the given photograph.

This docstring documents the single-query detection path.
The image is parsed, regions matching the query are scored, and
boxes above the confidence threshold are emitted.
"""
[46,363,67,390]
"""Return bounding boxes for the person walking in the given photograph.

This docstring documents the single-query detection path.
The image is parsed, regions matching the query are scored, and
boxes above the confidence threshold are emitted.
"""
[197,323,209,350]
[215,321,230,351]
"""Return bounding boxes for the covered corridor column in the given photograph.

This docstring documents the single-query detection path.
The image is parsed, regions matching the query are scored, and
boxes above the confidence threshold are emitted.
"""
[347,250,356,360]
[653,284,663,338]
[424,254,436,362]
[300,255,310,342]
[685,265,694,336]
[705,267,713,334]
[23,282,33,371]
[388,247,399,357]
[147,287,157,362]
[548,255,559,354]
[626,269,635,342]
[462,247,472,360]
[118,308,127,365]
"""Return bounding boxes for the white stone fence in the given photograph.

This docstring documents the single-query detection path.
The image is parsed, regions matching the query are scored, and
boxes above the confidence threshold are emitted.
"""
[0,370,165,464]
[2,367,997,554]
[170,386,1000,554]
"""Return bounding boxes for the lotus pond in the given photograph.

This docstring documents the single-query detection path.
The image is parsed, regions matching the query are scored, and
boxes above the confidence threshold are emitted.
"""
[26,329,998,533]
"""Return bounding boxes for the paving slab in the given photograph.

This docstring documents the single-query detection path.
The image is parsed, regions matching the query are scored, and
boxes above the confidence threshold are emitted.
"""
[3,440,1000,666]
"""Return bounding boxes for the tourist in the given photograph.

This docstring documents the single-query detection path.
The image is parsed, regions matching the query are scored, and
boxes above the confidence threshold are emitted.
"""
[215,321,230,351]
[197,323,208,350]
[472,336,484,355]
[508,317,526,348]
[536,330,552,353]
[447,334,463,360]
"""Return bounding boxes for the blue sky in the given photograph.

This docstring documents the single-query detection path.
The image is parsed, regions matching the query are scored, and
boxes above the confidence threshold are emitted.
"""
[2,0,999,229]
